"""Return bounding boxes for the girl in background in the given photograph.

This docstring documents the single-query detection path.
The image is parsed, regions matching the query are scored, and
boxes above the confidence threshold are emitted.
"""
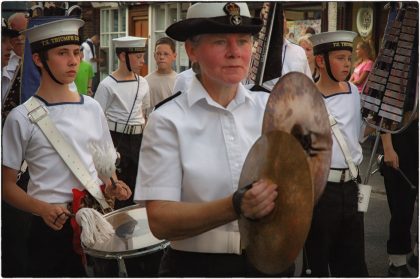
[298,34,320,82]
[349,40,374,93]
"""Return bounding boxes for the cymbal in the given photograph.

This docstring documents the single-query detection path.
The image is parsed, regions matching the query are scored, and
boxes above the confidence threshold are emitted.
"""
[238,131,313,274]
[262,72,332,203]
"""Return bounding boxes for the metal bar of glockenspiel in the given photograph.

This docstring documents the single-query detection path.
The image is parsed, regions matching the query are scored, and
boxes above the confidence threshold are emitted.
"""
[363,118,384,185]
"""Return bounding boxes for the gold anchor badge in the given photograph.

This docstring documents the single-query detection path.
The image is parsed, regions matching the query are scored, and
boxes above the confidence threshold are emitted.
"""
[223,2,242,25]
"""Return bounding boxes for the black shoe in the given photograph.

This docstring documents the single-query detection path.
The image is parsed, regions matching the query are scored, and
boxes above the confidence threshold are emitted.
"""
[408,254,419,271]
[388,264,412,277]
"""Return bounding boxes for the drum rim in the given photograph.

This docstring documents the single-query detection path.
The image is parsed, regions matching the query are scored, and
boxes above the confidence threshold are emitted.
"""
[83,204,168,257]
[104,204,143,218]
[84,241,169,259]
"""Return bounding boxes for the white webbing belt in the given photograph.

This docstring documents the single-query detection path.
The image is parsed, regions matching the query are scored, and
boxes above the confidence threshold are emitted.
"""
[24,97,111,211]
[329,114,358,181]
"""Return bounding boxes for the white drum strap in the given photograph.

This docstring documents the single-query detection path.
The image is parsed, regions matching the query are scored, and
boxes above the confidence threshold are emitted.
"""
[23,97,111,211]
[329,114,358,180]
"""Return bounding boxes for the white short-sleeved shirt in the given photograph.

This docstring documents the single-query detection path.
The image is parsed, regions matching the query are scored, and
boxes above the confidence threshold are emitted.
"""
[94,75,150,125]
[2,52,20,100]
[324,82,363,168]
[263,39,313,90]
[5,51,20,76]
[82,39,97,73]
[172,68,195,94]
[135,76,269,254]
[2,95,113,203]
[2,67,13,103]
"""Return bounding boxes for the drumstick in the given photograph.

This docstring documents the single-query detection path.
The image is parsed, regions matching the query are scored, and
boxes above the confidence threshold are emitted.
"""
[396,168,416,190]
[377,155,415,189]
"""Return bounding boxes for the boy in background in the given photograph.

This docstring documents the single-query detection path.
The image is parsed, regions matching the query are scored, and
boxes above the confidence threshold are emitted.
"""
[94,36,150,209]
[145,36,177,114]
[74,46,93,96]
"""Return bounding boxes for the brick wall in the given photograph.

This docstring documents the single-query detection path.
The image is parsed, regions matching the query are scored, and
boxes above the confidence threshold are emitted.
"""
[78,2,100,41]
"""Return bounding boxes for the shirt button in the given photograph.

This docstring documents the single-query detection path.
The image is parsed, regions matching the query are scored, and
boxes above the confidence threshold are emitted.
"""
[230,136,235,141]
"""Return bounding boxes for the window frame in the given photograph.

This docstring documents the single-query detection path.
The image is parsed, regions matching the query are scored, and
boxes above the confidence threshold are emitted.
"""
[99,7,128,79]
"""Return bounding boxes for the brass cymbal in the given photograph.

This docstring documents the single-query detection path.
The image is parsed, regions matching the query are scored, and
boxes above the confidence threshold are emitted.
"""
[262,72,332,203]
[238,131,313,274]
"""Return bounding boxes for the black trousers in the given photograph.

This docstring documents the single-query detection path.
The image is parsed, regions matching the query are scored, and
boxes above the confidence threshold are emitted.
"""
[383,120,419,255]
[1,202,31,277]
[303,181,368,277]
[2,169,31,277]
[110,131,142,209]
[158,247,295,277]
[27,215,86,277]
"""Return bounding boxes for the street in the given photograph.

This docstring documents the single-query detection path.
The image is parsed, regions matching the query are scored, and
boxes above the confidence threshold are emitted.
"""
[361,138,418,277]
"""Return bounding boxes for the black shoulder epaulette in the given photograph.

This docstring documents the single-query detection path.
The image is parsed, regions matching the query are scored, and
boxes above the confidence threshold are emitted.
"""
[153,91,182,111]
[249,84,270,93]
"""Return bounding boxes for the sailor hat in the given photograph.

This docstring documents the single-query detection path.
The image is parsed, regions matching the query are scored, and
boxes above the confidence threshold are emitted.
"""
[22,18,84,53]
[2,18,19,38]
[309,30,357,55]
[166,2,263,42]
[113,36,147,53]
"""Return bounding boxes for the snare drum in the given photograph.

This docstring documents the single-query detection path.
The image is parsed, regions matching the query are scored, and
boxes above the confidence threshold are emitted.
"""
[83,205,168,277]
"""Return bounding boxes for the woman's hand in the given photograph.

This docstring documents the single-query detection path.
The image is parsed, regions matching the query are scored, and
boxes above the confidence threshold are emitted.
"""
[384,147,399,169]
[240,179,278,220]
[105,179,132,201]
[381,133,399,169]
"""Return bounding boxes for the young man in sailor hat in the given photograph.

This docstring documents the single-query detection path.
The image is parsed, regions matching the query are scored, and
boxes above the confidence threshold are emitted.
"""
[2,18,131,277]
[94,36,150,209]
[303,31,369,277]
[1,17,20,98]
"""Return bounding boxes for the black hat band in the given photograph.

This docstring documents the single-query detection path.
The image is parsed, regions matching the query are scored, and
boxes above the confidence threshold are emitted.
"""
[116,47,146,53]
[31,34,80,53]
[2,27,20,38]
[313,41,353,55]
[166,15,262,42]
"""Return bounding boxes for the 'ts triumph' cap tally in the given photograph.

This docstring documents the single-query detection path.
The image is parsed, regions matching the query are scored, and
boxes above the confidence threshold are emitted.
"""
[309,30,357,55]
[23,18,84,53]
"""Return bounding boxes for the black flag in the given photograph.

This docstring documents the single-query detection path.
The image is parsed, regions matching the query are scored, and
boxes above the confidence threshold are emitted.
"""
[246,2,284,91]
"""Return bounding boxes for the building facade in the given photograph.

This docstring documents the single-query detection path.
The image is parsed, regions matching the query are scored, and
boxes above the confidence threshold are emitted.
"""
[2,1,393,78]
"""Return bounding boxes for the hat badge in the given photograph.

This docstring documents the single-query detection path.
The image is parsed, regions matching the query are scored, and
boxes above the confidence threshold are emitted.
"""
[223,2,242,26]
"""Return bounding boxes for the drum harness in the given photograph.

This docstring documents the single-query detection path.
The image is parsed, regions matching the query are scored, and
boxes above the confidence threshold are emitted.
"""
[24,96,115,246]
[328,114,359,182]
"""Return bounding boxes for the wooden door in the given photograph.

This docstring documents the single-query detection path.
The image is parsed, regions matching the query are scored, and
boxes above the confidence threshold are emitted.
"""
[134,18,148,77]
[129,5,149,76]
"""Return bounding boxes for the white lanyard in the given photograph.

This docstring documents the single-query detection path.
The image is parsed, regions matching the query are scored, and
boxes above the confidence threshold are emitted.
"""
[328,114,359,180]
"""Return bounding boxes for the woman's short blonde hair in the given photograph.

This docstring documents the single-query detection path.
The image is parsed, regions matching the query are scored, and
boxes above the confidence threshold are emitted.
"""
[298,34,313,47]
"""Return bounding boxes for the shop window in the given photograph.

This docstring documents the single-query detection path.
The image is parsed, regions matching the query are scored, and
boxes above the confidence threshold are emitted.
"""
[284,3,323,43]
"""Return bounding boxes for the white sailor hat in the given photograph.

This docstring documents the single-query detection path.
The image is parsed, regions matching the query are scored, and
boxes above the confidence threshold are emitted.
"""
[166,2,262,42]
[23,18,84,53]
[309,30,357,55]
[113,36,147,53]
